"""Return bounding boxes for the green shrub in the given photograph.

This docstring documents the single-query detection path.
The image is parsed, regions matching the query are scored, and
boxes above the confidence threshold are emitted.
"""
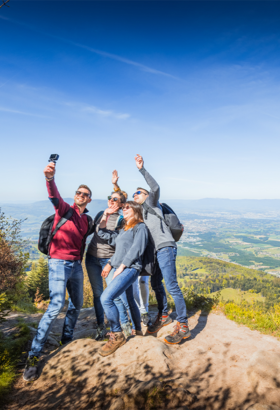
[0,322,30,399]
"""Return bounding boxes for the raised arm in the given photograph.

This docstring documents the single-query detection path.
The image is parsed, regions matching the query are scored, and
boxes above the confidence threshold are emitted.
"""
[135,154,160,206]
[44,162,70,217]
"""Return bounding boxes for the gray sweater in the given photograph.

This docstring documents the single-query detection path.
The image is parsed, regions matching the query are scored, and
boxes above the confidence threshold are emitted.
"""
[98,223,148,271]
[139,167,176,251]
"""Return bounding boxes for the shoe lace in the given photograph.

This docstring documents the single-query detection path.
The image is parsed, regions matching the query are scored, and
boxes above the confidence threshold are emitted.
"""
[170,322,181,337]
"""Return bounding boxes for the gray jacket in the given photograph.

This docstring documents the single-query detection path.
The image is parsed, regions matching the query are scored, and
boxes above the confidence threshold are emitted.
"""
[98,223,148,271]
[139,167,176,251]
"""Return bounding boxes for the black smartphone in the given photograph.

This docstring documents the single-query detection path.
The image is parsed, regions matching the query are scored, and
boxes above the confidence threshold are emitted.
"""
[48,154,59,163]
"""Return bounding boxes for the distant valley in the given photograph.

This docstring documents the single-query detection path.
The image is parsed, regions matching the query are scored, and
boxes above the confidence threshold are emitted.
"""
[1,198,280,276]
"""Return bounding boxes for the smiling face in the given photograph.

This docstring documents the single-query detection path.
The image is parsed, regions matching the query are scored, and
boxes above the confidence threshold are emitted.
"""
[107,193,123,209]
[133,189,149,204]
[74,187,92,208]
[122,204,135,222]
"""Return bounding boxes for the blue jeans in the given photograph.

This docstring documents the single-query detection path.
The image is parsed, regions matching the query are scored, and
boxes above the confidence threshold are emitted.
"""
[29,259,83,358]
[101,267,141,333]
[151,247,188,324]
[85,254,130,327]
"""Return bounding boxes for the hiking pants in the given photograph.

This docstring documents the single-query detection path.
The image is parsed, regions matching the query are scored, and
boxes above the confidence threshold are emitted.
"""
[29,259,83,358]
[151,247,188,324]
[85,254,132,327]
[101,267,141,333]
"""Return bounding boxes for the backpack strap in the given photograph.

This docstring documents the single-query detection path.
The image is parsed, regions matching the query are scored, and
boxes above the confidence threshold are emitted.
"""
[115,215,124,230]
[142,202,165,233]
[49,208,74,242]
[47,208,74,257]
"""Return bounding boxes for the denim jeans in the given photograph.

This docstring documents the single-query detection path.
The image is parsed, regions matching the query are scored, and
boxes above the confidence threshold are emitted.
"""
[133,276,149,314]
[85,254,130,326]
[151,247,188,324]
[29,259,83,358]
[101,267,141,333]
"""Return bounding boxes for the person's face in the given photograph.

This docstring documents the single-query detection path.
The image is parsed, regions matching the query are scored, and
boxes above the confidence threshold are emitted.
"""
[107,193,122,209]
[123,204,135,221]
[133,189,148,204]
[74,188,92,207]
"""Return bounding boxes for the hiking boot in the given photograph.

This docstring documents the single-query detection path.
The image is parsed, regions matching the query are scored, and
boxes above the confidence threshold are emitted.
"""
[95,323,107,341]
[164,322,191,345]
[147,313,172,334]
[131,329,143,336]
[23,355,39,382]
[121,322,132,338]
[99,332,126,356]
[141,313,152,327]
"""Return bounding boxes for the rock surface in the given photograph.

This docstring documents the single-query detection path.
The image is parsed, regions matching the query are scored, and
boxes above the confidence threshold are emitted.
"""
[3,307,280,409]
[247,350,280,390]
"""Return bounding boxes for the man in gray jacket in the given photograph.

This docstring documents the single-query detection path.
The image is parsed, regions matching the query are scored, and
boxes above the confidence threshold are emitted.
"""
[133,154,191,345]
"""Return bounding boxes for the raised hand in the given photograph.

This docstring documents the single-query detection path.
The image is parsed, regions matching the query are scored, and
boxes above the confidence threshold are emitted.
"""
[44,162,56,179]
[112,170,119,185]
[135,154,144,170]
[104,205,119,214]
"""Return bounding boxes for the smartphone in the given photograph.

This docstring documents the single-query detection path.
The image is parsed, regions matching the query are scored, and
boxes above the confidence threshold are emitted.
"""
[48,154,59,164]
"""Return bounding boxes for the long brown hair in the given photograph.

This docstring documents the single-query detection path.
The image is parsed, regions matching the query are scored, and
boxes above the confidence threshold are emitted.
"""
[123,201,144,231]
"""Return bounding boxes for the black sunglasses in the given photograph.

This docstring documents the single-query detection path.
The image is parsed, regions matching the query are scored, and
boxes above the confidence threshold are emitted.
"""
[132,190,148,198]
[76,190,91,198]
[108,196,119,201]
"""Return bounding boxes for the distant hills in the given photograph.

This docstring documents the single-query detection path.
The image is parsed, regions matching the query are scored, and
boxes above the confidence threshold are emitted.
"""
[167,198,280,213]
[1,198,280,240]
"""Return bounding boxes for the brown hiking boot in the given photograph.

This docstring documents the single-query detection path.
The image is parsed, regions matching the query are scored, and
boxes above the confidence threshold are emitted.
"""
[99,332,126,357]
[147,313,172,334]
[164,322,191,345]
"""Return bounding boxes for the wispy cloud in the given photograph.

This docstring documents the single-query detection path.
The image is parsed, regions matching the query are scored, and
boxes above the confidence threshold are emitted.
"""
[82,105,130,120]
[0,106,51,118]
[0,15,180,80]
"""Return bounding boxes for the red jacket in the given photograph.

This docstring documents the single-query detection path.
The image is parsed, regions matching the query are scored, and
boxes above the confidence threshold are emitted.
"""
[47,179,89,260]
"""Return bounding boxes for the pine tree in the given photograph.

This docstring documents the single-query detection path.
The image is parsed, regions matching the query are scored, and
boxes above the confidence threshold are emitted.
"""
[26,257,49,300]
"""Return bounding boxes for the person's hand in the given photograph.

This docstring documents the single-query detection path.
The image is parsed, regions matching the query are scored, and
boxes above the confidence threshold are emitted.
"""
[105,204,119,214]
[44,162,56,179]
[112,170,119,185]
[135,154,144,170]
[112,264,125,279]
[101,263,112,278]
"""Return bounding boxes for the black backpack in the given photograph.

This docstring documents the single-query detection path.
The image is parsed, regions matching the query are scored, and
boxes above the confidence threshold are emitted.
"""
[143,202,184,242]
[38,208,93,257]
[133,223,156,276]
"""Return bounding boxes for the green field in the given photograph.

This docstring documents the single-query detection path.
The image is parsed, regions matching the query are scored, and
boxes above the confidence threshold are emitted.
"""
[213,288,265,304]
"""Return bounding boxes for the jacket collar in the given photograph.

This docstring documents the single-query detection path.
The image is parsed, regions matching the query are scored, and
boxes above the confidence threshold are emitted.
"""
[72,203,89,215]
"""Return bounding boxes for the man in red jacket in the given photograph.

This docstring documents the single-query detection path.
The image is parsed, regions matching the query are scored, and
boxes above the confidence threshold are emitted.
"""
[23,161,92,382]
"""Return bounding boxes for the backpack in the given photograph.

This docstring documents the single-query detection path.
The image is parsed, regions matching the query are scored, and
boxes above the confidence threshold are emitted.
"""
[38,208,93,257]
[133,223,156,276]
[143,202,184,242]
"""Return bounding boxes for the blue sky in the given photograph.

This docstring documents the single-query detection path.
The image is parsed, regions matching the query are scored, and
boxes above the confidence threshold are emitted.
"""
[1,1,280,202]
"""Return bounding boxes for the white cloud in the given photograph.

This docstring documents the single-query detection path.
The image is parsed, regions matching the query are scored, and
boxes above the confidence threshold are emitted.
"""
[82,105,130,120]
